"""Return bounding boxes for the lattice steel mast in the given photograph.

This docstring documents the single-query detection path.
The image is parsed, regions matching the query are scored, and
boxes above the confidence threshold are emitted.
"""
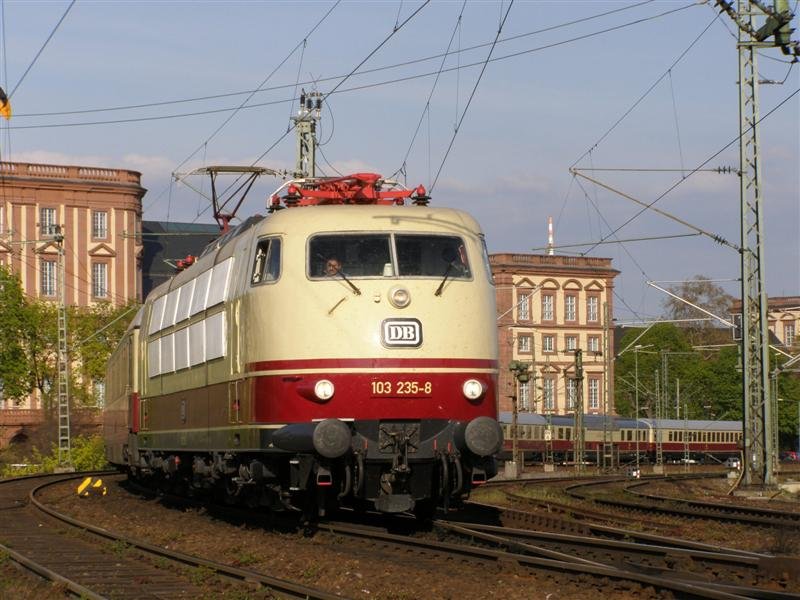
[54,225,73,471]
[716,0,798,486]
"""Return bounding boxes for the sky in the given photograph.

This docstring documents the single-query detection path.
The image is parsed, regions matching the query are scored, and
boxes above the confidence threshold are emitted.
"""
[1,0,798,321]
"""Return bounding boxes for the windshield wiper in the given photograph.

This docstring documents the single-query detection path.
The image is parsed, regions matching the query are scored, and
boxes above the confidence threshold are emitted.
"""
[338,271,361,296]
[434,263,454,297]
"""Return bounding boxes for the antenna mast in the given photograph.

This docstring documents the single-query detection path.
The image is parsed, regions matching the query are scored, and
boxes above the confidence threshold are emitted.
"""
[292,90,322,178]
[54,225,73,471]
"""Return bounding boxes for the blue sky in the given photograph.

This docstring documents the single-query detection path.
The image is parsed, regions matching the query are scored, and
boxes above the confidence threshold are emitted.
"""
[1,0,798,320]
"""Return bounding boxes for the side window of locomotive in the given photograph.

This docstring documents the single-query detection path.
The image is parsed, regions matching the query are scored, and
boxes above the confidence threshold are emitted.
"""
[395,235,471,278]
[309,234,391,278]
[251,238,281,285]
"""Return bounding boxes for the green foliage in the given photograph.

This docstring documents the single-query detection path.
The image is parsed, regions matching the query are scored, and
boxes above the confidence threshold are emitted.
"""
[615,323,742,421]
[0,266,39,402]
[0,434,109,477]
[0,263,138,408]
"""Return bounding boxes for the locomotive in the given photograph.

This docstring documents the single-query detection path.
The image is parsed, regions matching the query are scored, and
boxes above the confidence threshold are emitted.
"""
[103,173,503,518]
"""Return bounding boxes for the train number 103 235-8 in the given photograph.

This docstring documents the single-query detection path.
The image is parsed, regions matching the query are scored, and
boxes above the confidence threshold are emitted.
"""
[371,380,433,397]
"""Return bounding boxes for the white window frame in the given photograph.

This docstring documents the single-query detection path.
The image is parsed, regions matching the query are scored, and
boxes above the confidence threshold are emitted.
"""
[566,378,577,410]
[587,296,599,322]
[542,334,554,353]
[542,294,554,321]
[40,207,57,236]
[40,259,56,296]
[92,211,108,239]
[543,378,555,411]
[519,381,530,411]
[566,335,577,351]
[588,336,600,352]
[565,294,576,321]
[518,292,530,321]
[785,323,796,346]
[517,334,531,353]
[92,262,108,298]
[589,379,600,410]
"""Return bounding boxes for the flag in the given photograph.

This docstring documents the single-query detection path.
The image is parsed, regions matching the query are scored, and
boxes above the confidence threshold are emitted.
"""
[0,87,11,120]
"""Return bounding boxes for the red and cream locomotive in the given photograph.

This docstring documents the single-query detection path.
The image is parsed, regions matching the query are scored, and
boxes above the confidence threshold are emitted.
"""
[104,173,502,518]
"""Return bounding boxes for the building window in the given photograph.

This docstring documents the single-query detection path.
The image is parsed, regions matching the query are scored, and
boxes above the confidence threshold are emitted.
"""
[588,378,600,410]
[566,378,577,410]
[92,211,108,239]
[588,336,600,353]
[92,263,108,298]
[542,334,554,353]
[517,334,531,353]
[40,259,56,296]
[519,381,530,411]
[587,296,599,322]
[543,378,555,411]
[518,291,530,321]
[785,323,796,347]
[93,380,106,408]
[542,294,554,321]
[565,294,577,321]
[40,207,57,236]
[565,335,577,351]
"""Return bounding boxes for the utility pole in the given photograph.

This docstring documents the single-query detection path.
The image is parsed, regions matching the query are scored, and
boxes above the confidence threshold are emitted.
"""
[292,90,322,178]
[508,360,531,478]
[654,369,664,473]
[53,225,73,472]
[715,0,798,487]
[601,303,614,470]
[573,349,585,473]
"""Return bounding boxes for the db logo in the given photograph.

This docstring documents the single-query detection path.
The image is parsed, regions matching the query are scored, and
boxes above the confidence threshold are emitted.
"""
[381,318,422,348]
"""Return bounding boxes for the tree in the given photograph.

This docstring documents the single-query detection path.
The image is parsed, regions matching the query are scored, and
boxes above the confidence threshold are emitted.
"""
[615,323,741,422]
[663,275,736,327]
[0,266,36,402]
[0,264,138,409]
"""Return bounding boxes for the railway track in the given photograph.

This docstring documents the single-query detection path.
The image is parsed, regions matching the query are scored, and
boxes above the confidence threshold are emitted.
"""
[0,472,344,600]
[564,476,800,530]
[316,518,797,599]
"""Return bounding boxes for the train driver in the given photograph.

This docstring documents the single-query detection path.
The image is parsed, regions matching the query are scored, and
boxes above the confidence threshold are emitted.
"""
[325,256,342,276]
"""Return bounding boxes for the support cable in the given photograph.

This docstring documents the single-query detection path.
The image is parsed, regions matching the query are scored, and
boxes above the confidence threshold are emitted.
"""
[571,11,718,168]
[573,86,799,255]
[8,0,75,98]
[391,1,467,181]
[172,0,341,176]
[10,3,699,132]
[431,1,514,192]
[14,0,659,120]
[667,69,687,176]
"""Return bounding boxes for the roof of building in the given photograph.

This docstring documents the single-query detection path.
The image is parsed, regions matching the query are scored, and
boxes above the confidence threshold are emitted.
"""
[141,220,220,300]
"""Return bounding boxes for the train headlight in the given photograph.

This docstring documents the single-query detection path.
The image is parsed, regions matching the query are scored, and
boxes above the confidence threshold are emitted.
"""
[462,379,486,400]
[388,286,411,308]
[314,379,335,401]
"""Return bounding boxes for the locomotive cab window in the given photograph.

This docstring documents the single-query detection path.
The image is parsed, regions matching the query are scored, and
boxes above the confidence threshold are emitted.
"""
[251,238,282,285]
[308,233,471,280]
[395,235,470,278]
[309,234,391,278]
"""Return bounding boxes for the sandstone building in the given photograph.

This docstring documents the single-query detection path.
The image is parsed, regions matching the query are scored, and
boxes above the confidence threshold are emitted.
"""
[491,253,619,416]
[0,161,146,307]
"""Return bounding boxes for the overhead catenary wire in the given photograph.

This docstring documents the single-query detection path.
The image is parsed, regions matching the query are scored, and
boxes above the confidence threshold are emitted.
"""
[570,11,719,169]
[430,1,514,192]
[172,0,342,177]
[576,86,800,256]
[186,0,432,226]
[7,1,700,133]
[13,0,659,120]
[391,0,467,182]
[8,0,76,99]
